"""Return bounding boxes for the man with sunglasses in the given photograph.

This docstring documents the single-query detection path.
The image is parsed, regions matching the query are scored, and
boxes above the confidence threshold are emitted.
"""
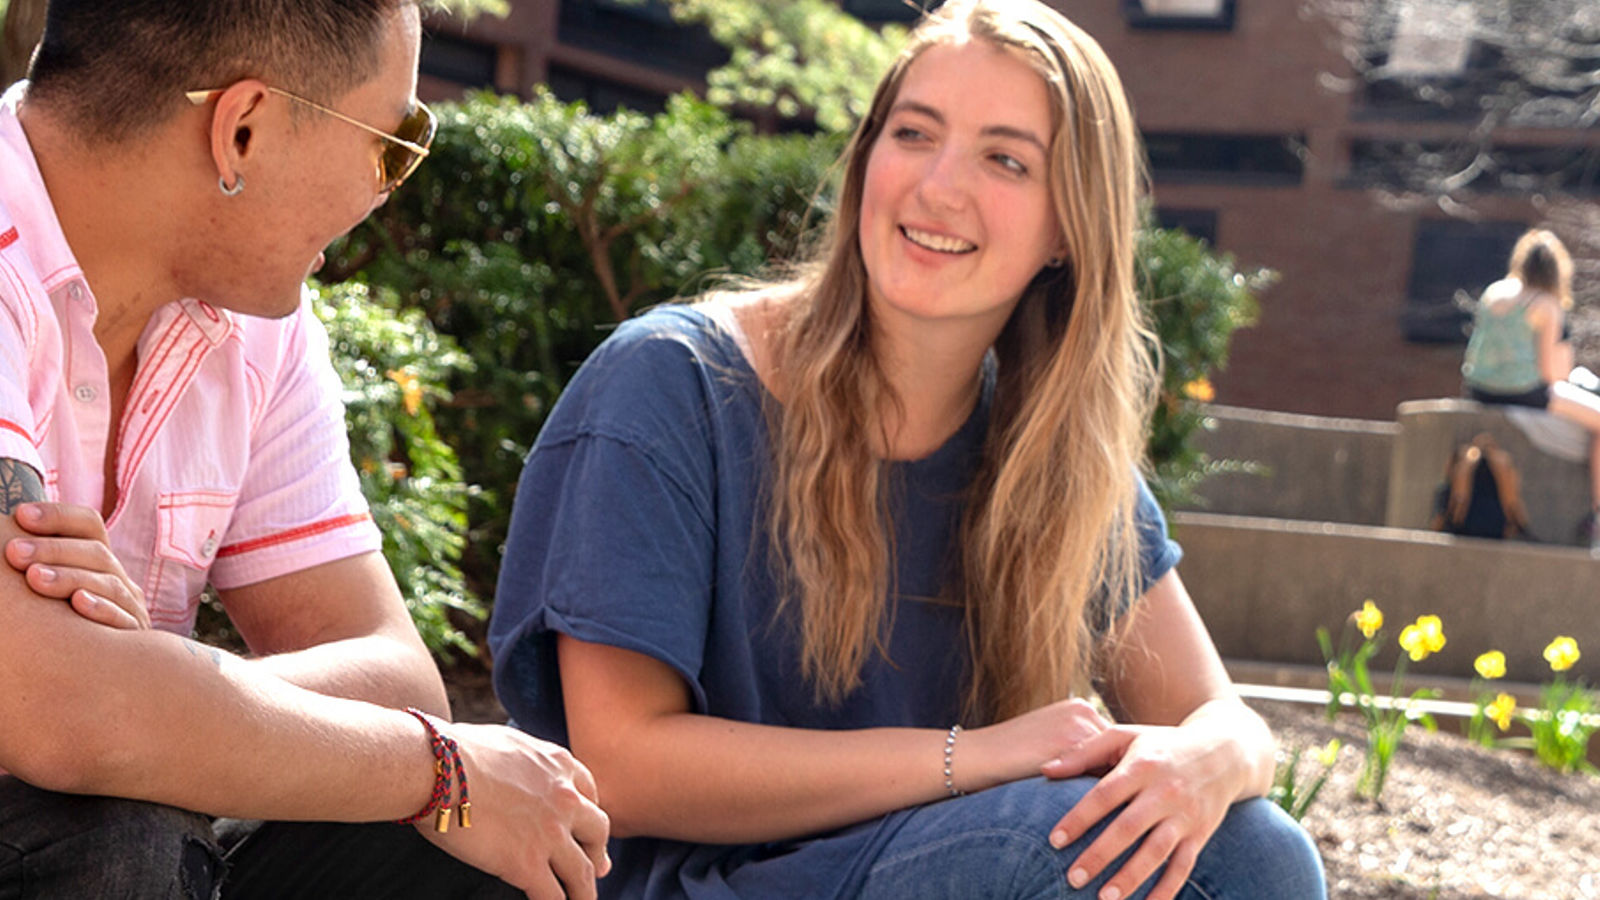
[0,2,609,898]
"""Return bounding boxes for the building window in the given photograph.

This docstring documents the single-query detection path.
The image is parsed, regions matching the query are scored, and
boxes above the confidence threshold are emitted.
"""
[1154,208,1219,246]
[546,65,668,116]
[420,31,498,90]
[1144,132,1304,186]
[1403,219,1526,344]
[1122,0,1236,30]
[557,0,728,81]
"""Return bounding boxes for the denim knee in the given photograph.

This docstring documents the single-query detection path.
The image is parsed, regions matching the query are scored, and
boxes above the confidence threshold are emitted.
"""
[84,797,220,900]
[859,780,1326,900]
[860,777,1106,900]
[4,792,221,899]
[1186,799,1326,900]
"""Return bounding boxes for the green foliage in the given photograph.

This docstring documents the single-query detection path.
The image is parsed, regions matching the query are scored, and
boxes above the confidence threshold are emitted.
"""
[330,91,839,584]
[1526,677,1599,775]
[1316,604,1440,804]
[1138,223,1269,509]
[1270,739,1340,822]
[617,0,904,132]
[315,281,482,660]
[425,0,510,19]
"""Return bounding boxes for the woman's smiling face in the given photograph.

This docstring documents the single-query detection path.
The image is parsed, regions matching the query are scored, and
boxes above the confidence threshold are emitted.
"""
[858,38,1063,335]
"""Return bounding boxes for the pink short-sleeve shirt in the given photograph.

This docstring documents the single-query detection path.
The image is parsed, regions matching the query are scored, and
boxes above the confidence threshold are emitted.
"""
[0,85,381,634]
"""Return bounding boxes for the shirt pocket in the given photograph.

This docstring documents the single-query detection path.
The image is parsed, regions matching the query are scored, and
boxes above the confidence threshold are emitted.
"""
[149,490,238,626]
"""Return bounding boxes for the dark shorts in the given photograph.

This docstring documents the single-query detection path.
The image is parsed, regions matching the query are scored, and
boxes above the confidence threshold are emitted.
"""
[1468,383,1550,410]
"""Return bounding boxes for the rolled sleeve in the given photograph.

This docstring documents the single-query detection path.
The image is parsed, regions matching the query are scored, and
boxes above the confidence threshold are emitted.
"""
[0,257,43,473]
[208,298,379,589]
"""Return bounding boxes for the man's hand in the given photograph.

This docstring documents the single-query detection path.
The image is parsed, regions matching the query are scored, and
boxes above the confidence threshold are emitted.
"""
[6,502,149,629]
[420,723,612,900]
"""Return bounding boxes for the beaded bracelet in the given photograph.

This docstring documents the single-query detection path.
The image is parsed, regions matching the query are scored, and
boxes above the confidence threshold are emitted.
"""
[396,707,474,832]
[943,724,965,797]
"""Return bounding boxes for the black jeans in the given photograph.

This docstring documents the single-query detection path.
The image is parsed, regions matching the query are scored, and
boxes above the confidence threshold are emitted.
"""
[0,777,519,899]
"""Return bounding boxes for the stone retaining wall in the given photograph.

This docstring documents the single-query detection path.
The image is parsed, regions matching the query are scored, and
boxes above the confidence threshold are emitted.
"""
[1174,511,1598,684]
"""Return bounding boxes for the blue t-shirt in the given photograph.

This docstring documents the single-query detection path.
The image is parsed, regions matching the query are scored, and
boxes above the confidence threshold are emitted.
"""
[489,305,1183,899]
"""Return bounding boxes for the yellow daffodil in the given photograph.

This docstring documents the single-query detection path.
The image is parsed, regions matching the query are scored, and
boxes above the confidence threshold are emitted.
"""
[1352,600,1383,640]
[1487,693,1516,731]
[1182,377,1216,403]
[1544,636,1581,673]
[1474,650,1506,680]
[387,369,423,416]
[1398,614,1446,662]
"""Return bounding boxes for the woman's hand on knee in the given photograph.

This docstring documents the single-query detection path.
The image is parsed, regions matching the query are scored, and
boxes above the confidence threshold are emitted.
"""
[1039,725,1242,900]
[959,698,1111,792]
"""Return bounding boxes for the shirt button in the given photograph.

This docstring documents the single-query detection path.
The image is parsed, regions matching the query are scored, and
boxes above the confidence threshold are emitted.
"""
[201,537,218,557]
[67,283,84,302]
[73,384,97,403]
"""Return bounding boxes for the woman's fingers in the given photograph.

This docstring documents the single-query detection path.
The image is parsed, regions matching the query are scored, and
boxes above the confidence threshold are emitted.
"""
[1041,726,1135,786]
[1049,727,1235,900]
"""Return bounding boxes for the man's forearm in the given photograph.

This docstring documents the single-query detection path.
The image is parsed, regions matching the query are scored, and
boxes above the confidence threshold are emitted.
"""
[241,631,450,717]
[1,607,439,821]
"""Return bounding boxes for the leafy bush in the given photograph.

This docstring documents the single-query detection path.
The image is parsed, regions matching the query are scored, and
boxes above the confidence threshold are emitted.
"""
[1139,223,1271,508]
[329,91,839,586]
[316,281,481,660]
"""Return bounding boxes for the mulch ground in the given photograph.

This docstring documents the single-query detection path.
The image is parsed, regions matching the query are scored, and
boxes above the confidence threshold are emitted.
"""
[443,666,1600,898]
[1253,698,1600,899]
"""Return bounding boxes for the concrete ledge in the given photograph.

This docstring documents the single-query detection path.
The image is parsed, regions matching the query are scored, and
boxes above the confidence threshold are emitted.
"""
[1186,404,1396,526]
[1175,511,1598,683]
[1386,398,1590,546]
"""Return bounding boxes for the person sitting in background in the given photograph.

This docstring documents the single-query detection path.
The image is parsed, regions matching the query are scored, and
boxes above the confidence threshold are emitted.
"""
[1462,228,1600,546]
[489,1,1326,897]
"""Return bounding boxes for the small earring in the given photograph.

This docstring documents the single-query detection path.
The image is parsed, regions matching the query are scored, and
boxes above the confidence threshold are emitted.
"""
[1046,256,1065,268]
[219,174,245,197]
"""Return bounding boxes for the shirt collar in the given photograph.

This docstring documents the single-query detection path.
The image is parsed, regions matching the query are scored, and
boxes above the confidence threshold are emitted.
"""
[1,83,235,347]
[0,82,86,292]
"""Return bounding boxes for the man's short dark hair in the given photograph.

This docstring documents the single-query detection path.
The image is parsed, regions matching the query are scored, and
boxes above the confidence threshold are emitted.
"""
[28,0,403,143]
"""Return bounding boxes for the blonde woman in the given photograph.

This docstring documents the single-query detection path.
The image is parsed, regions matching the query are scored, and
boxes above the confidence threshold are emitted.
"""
[491,1,1324,897]
[1462,228,1600,545]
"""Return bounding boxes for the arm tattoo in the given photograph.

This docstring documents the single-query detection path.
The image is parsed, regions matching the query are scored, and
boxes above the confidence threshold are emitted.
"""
[183,639,225,669]
[0,458,44,514]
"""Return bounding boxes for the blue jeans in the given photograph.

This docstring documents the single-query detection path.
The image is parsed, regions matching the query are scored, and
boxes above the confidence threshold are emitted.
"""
[858,777,1325,899]
[0,776,221,899]
[0,776,518,899]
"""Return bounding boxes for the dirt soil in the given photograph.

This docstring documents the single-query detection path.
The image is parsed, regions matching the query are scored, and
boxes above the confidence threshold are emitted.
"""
[1254,699,1600,899]
[443,667,1600,898]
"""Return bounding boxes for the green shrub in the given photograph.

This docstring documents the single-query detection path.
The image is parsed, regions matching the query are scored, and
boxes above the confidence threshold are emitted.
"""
[329,91,838,585]
[1139,223,1271,508]
[316,281,481,660]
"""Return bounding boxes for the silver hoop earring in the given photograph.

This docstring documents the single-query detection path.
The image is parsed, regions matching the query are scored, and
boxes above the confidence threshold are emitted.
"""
[219,174,245,197]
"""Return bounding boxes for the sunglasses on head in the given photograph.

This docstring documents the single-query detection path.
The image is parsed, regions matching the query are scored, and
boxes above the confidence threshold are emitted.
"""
[185,84,437,193]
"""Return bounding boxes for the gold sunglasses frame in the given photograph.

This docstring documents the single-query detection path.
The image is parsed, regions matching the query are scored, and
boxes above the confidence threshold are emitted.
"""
[185,85,434,191]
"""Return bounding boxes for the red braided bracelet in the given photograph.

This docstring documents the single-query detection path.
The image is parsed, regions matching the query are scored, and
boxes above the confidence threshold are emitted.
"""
[396,707,473,832]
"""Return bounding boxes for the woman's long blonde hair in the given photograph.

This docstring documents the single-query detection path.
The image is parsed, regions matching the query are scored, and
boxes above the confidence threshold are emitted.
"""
[1509,228,1574,311]
[759,0,1157,724]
